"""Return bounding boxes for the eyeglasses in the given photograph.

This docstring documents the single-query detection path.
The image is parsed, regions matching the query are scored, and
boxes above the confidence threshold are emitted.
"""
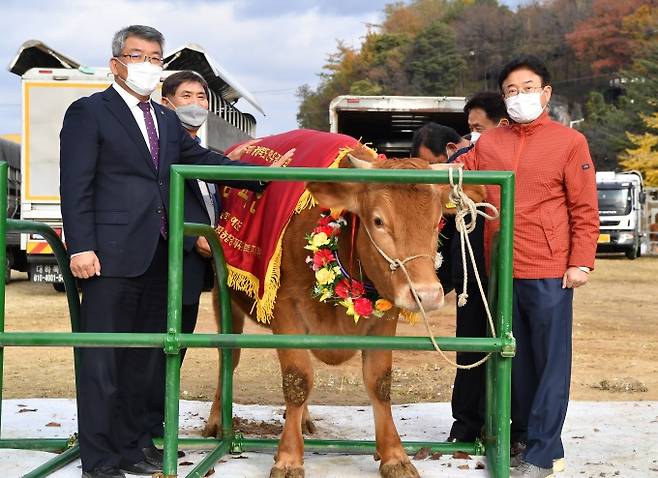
[503,86,544,99]
[117,53,164,65]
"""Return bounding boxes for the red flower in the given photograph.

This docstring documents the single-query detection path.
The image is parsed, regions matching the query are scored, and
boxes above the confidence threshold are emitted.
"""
[350,280,365,297]
[313,249,335,269]
[313,226,334,237]
[313,225,334,236]
[335,279,351,299]
[354,297,373,317]
[438,217,447,233]
[318,215,333,227]
[377,153,387,161]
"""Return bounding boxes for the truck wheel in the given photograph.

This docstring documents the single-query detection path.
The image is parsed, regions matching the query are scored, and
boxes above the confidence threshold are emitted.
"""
[625,246,638,260]
[53,282,66,292]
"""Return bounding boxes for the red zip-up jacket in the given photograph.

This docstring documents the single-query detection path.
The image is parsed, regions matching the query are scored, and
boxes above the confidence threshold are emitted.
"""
[459,111,599,279]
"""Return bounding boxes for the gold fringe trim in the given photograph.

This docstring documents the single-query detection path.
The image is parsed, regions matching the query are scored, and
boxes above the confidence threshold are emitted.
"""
[400,310,420,325]
[225,146,354,323]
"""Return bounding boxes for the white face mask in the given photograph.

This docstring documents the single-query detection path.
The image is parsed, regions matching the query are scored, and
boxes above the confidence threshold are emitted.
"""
[469,131,481,143]
[173,103,209,130]
[504,92,545,124]
[116,60,162,97]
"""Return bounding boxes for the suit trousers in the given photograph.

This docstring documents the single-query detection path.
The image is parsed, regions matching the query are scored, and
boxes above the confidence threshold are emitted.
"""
[76,239,168,471]
[511,279,573,468]
[147,301,200,438]
[449,280,487,441]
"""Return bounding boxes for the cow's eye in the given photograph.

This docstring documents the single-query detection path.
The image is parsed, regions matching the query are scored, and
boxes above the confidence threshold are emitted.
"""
[373,217,384,228]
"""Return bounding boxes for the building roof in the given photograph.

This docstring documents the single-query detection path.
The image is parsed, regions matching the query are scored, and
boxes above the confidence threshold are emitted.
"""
[8,40,264,115]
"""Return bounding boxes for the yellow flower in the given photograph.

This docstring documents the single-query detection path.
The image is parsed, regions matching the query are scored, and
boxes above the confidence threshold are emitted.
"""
[304,232,330,252]
[340,299,361,324]
[319,288,333,302]
[315,268,336,285]
[375,299,393,312]
[312,232,330,247]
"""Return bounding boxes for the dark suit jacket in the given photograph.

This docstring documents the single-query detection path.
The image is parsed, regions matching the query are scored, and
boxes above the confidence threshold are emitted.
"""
[182,179,218,304]
[60,86,263,278]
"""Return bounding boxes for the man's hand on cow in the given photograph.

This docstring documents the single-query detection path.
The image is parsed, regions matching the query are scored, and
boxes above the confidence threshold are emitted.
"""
[227,139,260,161]
[269,148,295,168]
[195,236,212,258]
[70,251,101,279]
[562,266,589,289]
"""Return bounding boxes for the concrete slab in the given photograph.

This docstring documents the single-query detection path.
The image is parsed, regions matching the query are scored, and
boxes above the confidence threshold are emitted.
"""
[1,399,656,477]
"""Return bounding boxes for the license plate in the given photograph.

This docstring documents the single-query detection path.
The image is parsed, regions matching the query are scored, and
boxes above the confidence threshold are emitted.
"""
[597,233,611,244]
[31,264,63,283]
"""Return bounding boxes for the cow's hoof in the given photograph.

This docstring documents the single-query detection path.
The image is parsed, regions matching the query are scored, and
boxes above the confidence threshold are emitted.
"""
[302,417,316,435]
[380,461,421,478]
[269,466,305,478]
[201,422,219,438]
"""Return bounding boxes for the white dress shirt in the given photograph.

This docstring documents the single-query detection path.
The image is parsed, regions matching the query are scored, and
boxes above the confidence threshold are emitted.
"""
[111,82,159,150]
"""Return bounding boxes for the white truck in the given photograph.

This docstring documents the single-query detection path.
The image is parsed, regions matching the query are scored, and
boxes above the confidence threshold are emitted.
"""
[8,40,263,289]
[329,95,468,156]
[596,170,646,259]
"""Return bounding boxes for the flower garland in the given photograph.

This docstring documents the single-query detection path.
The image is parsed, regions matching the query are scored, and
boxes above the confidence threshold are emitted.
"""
[305,209,393,323]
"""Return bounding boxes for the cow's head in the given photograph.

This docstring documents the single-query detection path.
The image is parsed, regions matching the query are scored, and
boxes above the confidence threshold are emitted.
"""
[306,146,478,313]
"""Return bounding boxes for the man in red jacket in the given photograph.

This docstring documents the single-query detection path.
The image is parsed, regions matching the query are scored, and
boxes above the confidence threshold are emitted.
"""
[459,55,599,478]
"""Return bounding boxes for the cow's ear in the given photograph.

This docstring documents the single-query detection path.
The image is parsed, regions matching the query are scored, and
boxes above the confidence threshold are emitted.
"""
[436,184,487,216]
[306,182,360,212]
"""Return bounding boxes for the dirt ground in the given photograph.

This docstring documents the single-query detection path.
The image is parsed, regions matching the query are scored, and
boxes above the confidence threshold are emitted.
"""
[3,256,658,406]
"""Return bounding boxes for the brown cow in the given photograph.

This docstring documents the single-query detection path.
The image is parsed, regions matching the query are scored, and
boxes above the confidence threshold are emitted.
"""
[203,147,485,478]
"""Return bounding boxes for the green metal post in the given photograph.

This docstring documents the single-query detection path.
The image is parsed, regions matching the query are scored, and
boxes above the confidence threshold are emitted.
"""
[0,164,515,478]
[0,162,7,437]
[5,219,82,385]
[486,174,515,477]
[163,168,186,477]
[183,223,235,446]
[22,444,80,478]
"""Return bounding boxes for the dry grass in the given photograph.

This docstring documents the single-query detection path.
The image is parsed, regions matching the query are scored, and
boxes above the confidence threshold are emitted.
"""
[3,256,658,405]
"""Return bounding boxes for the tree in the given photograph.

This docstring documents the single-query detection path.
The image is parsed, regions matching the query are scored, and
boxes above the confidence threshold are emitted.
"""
[359,32,413,94]
[580,91,635,170]
[621,3,658,53]
[296,43,363,130]
[452,3,517,92]
[620,113,658,186]
[566,0,645,74]
[404,21,465,95]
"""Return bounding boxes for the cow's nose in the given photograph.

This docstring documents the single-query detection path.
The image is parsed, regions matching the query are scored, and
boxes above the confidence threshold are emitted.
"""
[400,283,444,311]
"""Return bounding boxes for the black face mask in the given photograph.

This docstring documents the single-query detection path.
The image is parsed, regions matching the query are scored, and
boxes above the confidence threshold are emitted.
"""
[447,145,473,163]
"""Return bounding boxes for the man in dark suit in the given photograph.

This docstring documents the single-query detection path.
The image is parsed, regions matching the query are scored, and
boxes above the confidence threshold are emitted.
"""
[60,25,272,478]
[145,70,244,440]
[445,93,511,444]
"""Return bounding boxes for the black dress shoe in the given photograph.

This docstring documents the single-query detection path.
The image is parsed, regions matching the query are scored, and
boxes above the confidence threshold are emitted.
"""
[143,445,185,463]
[142,446,163,468]
[510,440,527,457]
[82,466,126,478]
[119,460,162,476]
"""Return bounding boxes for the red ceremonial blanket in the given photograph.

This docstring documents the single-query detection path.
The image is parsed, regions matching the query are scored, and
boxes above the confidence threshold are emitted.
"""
[218,129,359,323]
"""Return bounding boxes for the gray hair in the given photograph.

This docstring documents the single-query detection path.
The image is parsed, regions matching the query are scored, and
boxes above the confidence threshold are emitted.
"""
[112,25,164,57]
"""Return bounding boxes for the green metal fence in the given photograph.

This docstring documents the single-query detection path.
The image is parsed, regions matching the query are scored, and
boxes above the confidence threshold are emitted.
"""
[0,161,515,478]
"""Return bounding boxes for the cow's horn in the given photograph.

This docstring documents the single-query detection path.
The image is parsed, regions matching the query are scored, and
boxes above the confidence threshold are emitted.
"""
[429,162,464,170]
[347,153,375,169]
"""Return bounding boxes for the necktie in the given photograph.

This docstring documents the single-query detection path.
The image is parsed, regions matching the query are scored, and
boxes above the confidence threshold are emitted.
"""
[138,102,167,238]
[137,102,160,169]
[207,183,220,227]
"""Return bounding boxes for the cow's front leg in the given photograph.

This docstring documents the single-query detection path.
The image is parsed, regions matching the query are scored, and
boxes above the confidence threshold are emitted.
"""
[203,299,245,438]
[363,349,420,478]
[270,348,313,478]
